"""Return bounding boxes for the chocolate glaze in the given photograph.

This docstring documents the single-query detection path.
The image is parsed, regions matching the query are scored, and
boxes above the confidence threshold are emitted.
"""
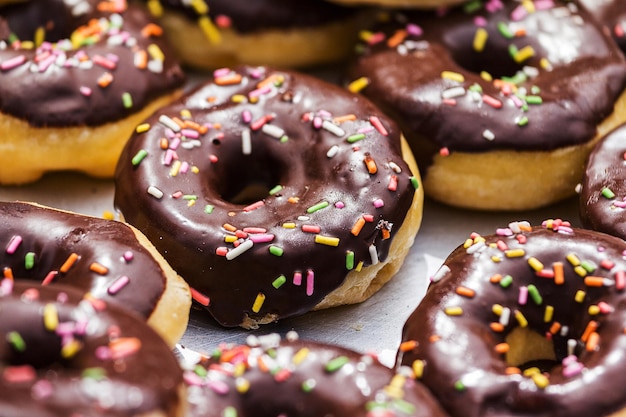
[579,0,626,54]
[114,65,419,327]
[579,123,626,239]
[399,221,626,417]
[0,0,185,127]
[0,282,183,417]
[183,333,447,417]
[0,201,167,320]
[155,0,360,33]
[346,1,626,161]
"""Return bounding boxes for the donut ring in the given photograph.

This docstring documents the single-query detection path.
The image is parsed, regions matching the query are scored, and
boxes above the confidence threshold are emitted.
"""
[0,201,191,347]
[182,332,448,417]
[579,0,626,55]
[346,0,626,210]
[399,220,626,416]
[114,65,423,328]
[0,282,186,416]
[0,0,185,184]
[579,123,626,240]
[145,0,372,70]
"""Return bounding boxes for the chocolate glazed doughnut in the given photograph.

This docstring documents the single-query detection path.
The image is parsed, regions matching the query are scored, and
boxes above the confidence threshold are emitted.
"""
[0,201,191,347]
[346,0,626,210]
[114,65,423,328]
[182,332,448,417]
[0,0,185,184]
[579,0,626,54]
[399,220,626,417]
[0,282,186,417]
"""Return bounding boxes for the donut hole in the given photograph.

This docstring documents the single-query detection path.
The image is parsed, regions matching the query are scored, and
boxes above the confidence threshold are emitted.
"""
[504,327,557,373]
[215,157,284,205]
[1,0,79,42]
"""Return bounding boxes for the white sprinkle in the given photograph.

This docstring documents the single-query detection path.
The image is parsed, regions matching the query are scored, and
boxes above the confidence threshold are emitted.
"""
[431,265,450,283]
[482,129,495,141]
[369,244,379,265]
[159,115,181,132]
[147,59,164,74]
[567,339,577,356]
[499,307,511,326]
[441,86,466,100]
[226,239,254,260]
[147,186,164,199]
[466,240,486,254]
[322,120,345,137]
[242,128,252,155]
[262,124,285,139]
[326,145,339,158]
[523,66,539,78]
[388,161,402,174]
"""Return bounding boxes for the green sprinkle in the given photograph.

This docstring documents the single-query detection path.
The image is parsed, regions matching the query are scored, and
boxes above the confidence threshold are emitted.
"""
[347,133,366,143]
[307,201,329,214]
[581,260,597,273]
[269,185,283,195]
[498,22,514,39]
[517,116,529,126]
[280,135,289,143]
[500,274,513,288]
[525,95,543,105]
[346,251,355,270]
[82,367,107,380]
[502,71,527,85]
[454,380,466,391]
[325,356,350,372]
[272,275,287,288]
[468,83,483,93]
[7,331,26,352]
[410,176,420,189]
[223,406,238,417]
[508,44,518,58]
[194,364,208,377]
[24,252,35,270]
[183,195,198,200]
[122,92,133,108]
[527,284,543,305]
[531,85,541,94]
[602,187,616,199]
[302,378,316,392]
[463,0,482,13]
[204,204,215,214]
[392,399,417,415]
[131,149,148,166]
[269,246,284,257]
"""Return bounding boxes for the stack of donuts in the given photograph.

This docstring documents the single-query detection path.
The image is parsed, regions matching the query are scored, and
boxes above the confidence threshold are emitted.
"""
[6,0,626,415]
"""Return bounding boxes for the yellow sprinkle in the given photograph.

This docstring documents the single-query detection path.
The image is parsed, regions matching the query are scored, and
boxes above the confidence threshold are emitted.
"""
[282,222,296,229]
[463,238,474,249]
[198,15,222,44]
[191,0,209,14]
[170,160,181,177]
[544,305,554,323]
[531,373,549,389]
[292,347,310,365]
[187,199,196,207]
[574,265,588,277]
[61,339,82,359]
[492,304,503,316]
[523,367,540,377]
[233,362,246,378]
[102,211,115,220]
[355,261,364,272]
[34,26,45,47]
[147,44,164,61]
[522,0,536,13]
[575,290,586,303]
[527,257,544,272]
[491,256,502,263]
[513,45,535,63]
[146,0,163,17]
[441,71,465,83]
[231,94,247,103]
[43,304,58,331]
[314,235,340,247]
[235,377,250,393]
[135,123,151,133]
[445,306,463,316]
[384,374,406,399]
[358,30,374,42]
[588,305,600,316]
[180,109,192,119]
[348,77,370,93]
[473,236,486,244]
[480,71,493,82]
[566,253,581,266]
[252,293,265,313]
[505,249,525,258]
[224,235,237,243]
[515,310,528,327]
[473,27,488,52]
[412,359,425,379]
[191,166,200,174]
[540,57,552,71]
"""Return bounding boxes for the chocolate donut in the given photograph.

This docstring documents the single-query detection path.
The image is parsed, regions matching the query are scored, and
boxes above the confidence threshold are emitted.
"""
[145,0,372,70]
[114,65,423,328]
[182,332,448,417]
[0,201,191,347]
[579,123,626,240]
[579,0,626,54]
[346,0,626,210]
[0,281,186,417]
[0,0,185,184]
[399,220,626,416]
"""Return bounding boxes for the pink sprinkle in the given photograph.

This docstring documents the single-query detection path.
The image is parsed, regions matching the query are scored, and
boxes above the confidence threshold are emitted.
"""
[180,161,189,174]
[388,175,398,191]
[6,235,22,254]
[3,365,36,383]
[242,110,252,124]
[1,55,26,71]
[496,240,509,251]
[302,225,321,234]
[534,0,555,11]
[213,67,231,78]
[373,198,384,208]
[293,271,302,286]
[562,362,584,378]
[169,137,181,150]
[37,55,56,72]
[41,271,58,285]
[616,270,625,290]
[474,16,488,27]
[482,94,503,109]
[243,201,265,212]
[181,129,199,139]
[367,32,385,45]
[357,126,374,134]
[518,286,528,305]
[306,270,314,296]
[242,227,267,234]
[31,380,54,399]
[369,116,388,136]
[183,371,204,386]
[93,54,117,70]
[249,86,271,98]
[0,278,14,295]
[107,275,130,295]
[510,4,527,21]
[123,251,134,262]
[363,214,375,223]
[163,149,176,166]
[313,116,323,129]
[334,201,345,209]
[209,154,219,163]
[598,301,613,314]
[209,380,230,395]
[248,234,275,244]
[215,247,228,256]
[80,86,92,96]
[95,346,112,360]
[406,23,423,37]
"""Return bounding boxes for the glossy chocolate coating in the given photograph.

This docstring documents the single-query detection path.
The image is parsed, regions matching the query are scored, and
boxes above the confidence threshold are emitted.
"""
[346,1,626,158]
[400,222,626,417]
[156,0,360,33]
[0,201,167,319]
[0,0,185,126]
[184,334,447,417]
[0,282,183,417]
[580,123,626,239]
[114,66,418,327]
[579,0,626,54]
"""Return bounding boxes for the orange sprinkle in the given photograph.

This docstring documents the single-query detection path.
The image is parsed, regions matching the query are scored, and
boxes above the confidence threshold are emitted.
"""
[584,276,605,287]
[428,335,441,343]
[97,72,113,88]
[159,138,169,149]
[223,223,237,232]
[399,340,418,352]
[364,155,377,174]
[490,274,502,284]
[109,337,142,360]
[553,262,564,285]
[494,343,510,354]
[60,253,79,273]
[287,197,299,204]
[549,321,561,335]
[172,116,186,128]
[141,23,163,38]
[381,228,391,240]
[387,29,408,48]
[505,367,521,375]
[220,345,250,363]
[455,286,476,298]
[581,320,598,342]
[333,114,357,124]
[489,322,505,332]
[257,356,270,373]
[351,217,366,236]
[257,73,282,89]
[586,332,600,352]
[3,267,13,279]
[89,262,108,275]
[215,73,243,86]
[134,50,147,69]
